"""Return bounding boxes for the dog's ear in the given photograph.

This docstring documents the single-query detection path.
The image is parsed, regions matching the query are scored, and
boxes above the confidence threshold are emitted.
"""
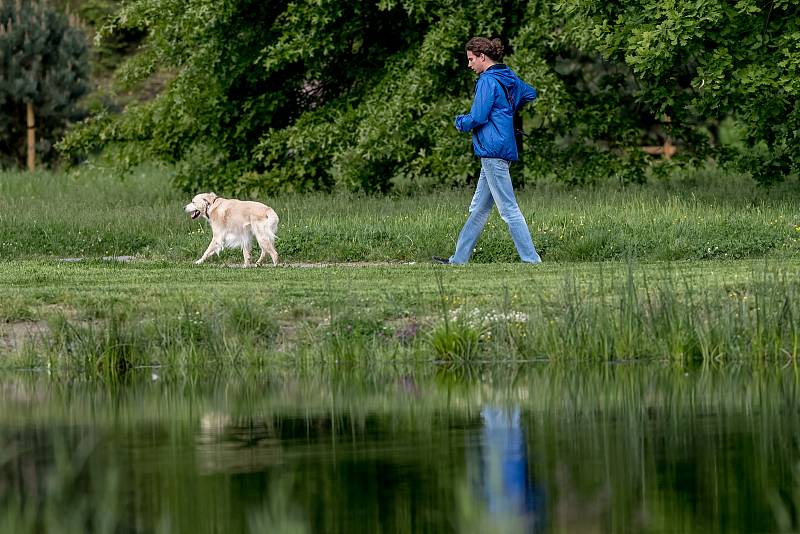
[207,192,218,203]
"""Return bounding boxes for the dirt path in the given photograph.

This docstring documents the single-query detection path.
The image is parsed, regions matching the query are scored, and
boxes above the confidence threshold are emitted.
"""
[58,257,421,268]
[281,261,419,268]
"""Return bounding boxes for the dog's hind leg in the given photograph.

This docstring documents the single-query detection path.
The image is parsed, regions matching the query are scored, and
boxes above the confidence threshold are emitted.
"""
[256,237,279,266]
[195,239,222,265]
[254,220,279,266]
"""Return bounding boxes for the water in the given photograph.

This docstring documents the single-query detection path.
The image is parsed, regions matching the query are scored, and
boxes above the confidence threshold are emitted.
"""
[1,363,798,533]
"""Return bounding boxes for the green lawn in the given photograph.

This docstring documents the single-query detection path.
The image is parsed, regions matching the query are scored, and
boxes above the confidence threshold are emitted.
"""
[1,165,799,263]
[1,166,799,371]
[0,257,791,317]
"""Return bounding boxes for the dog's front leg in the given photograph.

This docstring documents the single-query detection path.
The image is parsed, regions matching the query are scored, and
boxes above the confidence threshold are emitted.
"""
[195,240,222,265]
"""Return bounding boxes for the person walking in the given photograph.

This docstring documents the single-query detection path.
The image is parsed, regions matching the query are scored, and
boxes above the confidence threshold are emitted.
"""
[433,37,542,265]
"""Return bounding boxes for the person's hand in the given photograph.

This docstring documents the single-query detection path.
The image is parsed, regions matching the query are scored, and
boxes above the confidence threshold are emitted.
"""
[454,115,465,132]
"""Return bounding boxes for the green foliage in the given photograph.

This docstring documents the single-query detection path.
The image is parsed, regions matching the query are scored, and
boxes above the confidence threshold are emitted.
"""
[430,274,483,361]
[58,0,800,190]
[48,312,143,378]
[326,313,391,361]
[429,321,482,361]
[58,0,483,192]
[53,0,145,76]
[562,0,800,184]
[0,0,90,167]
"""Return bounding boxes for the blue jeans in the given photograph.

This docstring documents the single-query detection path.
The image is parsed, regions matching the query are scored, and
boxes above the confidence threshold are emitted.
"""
[449,158,541,265]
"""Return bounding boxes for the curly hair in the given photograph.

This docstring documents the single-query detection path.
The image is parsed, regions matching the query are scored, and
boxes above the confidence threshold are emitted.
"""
[465,37,504,62]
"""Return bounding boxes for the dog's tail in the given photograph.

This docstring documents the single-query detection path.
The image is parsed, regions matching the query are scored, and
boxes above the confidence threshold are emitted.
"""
[255,210,279,242]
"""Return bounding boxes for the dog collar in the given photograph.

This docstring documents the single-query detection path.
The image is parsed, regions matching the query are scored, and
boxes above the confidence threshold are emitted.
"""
[204,197,219,217]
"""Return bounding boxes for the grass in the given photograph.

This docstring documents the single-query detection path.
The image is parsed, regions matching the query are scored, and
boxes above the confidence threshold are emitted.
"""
[0,259,798,373]
[1,165,798,263]
[1,165,799,369]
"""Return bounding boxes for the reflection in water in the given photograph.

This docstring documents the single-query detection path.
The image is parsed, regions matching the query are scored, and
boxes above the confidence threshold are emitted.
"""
[471,406,545,533]
[0,364,799,533]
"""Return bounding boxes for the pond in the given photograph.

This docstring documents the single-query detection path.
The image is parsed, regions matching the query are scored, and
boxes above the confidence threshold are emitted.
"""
[1,362,798,533]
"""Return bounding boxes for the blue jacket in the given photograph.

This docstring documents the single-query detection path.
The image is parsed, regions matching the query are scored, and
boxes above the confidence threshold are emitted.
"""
[455,64,538,161]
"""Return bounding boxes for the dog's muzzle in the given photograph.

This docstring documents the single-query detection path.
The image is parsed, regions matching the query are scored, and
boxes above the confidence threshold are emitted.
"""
[185,203,202,220]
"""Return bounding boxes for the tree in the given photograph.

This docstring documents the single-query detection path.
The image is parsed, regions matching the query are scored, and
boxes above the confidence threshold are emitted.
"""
[53,0,146,79]
[60,0,579,192]
[561,0,800,184]
[57,0,800,192]
[0,0,90,170]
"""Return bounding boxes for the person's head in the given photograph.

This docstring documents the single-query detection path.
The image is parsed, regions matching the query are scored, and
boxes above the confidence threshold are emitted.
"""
[465,37,504,74]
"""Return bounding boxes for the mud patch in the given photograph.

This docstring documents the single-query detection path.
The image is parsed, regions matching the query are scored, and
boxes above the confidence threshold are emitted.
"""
[59,256,135,263]
[0,321,50,353]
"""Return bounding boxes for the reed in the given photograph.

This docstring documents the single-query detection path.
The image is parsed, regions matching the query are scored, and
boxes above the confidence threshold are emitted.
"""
[476,266,800,362]
[2,263,797,375]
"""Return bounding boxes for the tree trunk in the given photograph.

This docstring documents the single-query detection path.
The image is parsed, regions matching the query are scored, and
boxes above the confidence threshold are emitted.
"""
[26,102,36,171]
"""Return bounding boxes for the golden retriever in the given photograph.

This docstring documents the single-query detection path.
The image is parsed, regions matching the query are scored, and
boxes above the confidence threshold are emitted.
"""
[184,192,279,266]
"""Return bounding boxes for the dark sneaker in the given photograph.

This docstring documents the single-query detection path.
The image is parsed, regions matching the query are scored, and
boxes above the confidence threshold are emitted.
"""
[431,256,451,265]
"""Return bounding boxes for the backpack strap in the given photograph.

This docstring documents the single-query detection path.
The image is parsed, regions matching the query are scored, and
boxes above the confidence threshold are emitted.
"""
[496,79,515,111]
[474,75,515,110]
[492,77,525,156]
